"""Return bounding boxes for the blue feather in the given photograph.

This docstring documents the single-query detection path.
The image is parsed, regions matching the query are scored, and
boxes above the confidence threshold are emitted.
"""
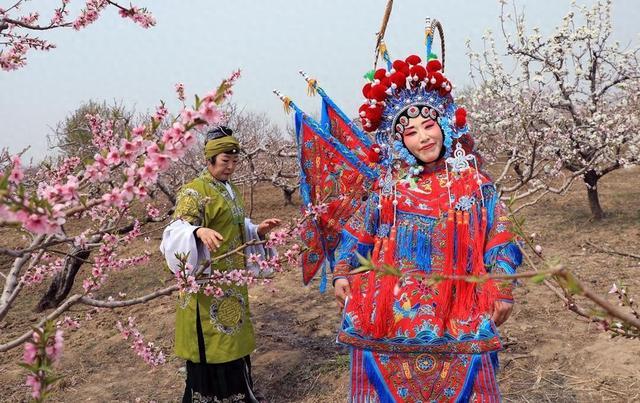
[319,259,328,293]
[363,350,395,403]
[490,351,500,371]
[426,35,433,61]
[456,355,482,403]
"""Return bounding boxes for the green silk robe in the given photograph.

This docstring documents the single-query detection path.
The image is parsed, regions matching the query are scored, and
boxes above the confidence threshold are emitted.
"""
[172,170,255,364]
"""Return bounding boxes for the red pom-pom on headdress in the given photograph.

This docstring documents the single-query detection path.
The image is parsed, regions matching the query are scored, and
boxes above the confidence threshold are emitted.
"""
[362,83,372,98]
[389,71,407,90]
[439,79,452,96]
[454,108,467,128]
[369,84,388,102]
[374,68,388,80]
[405,54,422,66]
[427,59,442,73]
[427,71,444,91]
[410,65,427,82]
[365,104,383,124]
[358,104,369,118]
[367,143,382,163]
[392,60,410,75]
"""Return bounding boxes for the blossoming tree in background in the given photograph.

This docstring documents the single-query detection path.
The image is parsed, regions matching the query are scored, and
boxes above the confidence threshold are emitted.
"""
[226,108,299,211]
[152,104,300,215]
[466,0,640,218]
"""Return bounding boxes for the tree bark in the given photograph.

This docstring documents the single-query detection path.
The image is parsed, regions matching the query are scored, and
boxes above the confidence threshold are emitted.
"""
[249,183,255,217]
[36,247,91,312]
[156,179,176,205]
[34,210,171,312]
[583,169,605,220]
[283,188,296,206]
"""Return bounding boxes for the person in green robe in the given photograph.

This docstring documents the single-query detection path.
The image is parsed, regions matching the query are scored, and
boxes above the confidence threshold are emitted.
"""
[161,126,281,403]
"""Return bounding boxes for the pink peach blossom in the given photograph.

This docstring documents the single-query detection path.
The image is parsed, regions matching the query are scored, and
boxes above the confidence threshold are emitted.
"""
[198,102,223,125]
[23,342,38,365]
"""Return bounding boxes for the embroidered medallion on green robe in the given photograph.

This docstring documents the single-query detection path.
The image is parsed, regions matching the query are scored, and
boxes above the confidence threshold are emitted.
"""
[172,170,255,364]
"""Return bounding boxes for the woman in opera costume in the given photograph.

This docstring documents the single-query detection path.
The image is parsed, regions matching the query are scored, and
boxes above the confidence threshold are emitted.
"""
[277,19,522,402]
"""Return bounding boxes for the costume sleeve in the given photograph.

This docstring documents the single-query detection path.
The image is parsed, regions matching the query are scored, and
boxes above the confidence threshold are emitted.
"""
[483,185,523,302]
[159,219,210,274]
[332,192,379,284]
[244,218,259,241]
[173,187,205,226]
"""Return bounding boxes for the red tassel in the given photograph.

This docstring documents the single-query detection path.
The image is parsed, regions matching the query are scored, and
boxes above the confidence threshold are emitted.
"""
[370,226,398,338]
[437,209,456,320]
[383,227,397,266]
[472,207,488,276]
[359,224,398,338]
[350,274,363,308]
[475,207,498,313]
[380,196,394,224]
[372,274,397,338]
[371,237,383,264]
[468,206,485,312]
[451,211,468,318]
[455,211,466,276]
[444,210,456,275]
[358,236,385,334]
[380,238,389,264]
[359,271,378,334]
[453,211,477,319]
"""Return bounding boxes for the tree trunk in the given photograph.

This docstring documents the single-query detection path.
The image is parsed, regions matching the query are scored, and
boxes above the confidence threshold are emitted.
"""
[36,247,91,312]
[34,214,165,312]
[249,183,255,218]
[156,179,176,205]
[583,169,605,220]
[283,188,295,206]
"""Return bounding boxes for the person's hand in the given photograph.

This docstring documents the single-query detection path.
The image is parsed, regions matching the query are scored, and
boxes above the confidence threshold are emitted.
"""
[334,278,351,310]
[195,227,224,252]
[257,218,282,237]
[491,300,514,327]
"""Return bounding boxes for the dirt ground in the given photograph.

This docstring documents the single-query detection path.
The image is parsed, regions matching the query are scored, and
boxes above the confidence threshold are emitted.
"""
[1,168,639,402]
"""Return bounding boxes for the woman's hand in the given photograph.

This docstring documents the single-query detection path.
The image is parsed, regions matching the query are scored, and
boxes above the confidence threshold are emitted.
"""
[195,227,224,252]
[491,300,514,327]
[334,278,351,310]
[257,218,282,237]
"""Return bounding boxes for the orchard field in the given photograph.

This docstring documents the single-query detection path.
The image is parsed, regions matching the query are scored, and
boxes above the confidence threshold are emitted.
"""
[2,169,639,402]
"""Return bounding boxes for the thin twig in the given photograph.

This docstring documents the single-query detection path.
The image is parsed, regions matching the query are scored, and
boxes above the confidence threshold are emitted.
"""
[0,294,83,352]
[585,241,640,260]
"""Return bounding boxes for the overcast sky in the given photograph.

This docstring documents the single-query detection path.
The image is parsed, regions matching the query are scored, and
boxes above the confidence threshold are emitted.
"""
[2,0,639,161]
